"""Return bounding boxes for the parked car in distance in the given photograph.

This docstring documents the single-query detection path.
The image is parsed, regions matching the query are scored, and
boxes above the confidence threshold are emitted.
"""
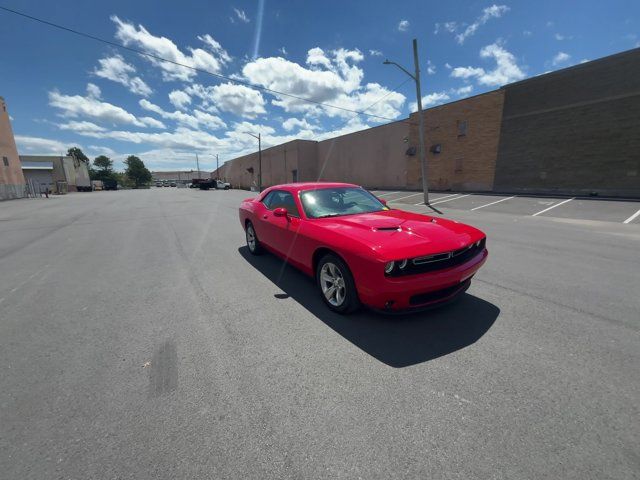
[170,182,177,187]
[92,180,104,191]
[239,182,487,314]
[155,181,163,187]
[215,179,231,190]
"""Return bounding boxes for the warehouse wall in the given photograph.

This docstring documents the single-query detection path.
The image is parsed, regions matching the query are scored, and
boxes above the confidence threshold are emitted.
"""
[408,90,505,192]
[494,48,640,197]
[317,121,409,189]
[0,96,26,200]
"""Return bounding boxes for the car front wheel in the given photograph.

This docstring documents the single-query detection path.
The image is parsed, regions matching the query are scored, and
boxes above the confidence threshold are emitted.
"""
[245,221,263,255]
[316,253,360,314]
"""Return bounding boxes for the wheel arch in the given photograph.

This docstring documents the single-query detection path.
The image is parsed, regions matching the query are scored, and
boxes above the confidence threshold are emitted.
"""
[312,247,349,274]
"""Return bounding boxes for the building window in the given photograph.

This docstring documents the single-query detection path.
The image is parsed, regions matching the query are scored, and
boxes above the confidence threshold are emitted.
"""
[457,120,468,137]
[2,156,8,167]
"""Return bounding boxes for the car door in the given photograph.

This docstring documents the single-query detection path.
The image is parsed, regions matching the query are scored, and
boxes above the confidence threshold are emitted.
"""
[259,190,302,256]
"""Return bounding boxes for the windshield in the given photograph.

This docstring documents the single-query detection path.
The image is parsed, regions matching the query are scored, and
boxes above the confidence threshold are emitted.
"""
[300,187,387,218]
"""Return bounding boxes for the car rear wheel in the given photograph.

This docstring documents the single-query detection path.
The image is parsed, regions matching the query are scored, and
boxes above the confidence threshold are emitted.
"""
[316,254,360,314]
[245,221,263,255]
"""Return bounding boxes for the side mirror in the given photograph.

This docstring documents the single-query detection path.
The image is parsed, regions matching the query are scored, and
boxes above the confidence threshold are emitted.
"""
[378,197,388,206]
[273,207,288,217]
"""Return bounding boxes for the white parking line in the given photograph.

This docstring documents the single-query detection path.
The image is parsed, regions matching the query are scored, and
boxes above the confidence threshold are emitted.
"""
[532,197,575,217]
[470,196,516,211]
[623,207,640,224]
[414,193,460,205]
[376,191,401,197]
[389,192,423,202]
[430,194,472,206]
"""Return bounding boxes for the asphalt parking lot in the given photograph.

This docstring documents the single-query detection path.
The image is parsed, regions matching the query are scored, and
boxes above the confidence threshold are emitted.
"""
[1,188,639,479]
[371,190,640,224]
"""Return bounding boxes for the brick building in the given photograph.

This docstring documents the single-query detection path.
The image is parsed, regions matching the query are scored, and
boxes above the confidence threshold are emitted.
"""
[217,48,639,198]
[0,96,26,200]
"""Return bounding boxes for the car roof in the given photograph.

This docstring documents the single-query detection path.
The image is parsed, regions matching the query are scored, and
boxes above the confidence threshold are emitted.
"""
[266,182,359,193]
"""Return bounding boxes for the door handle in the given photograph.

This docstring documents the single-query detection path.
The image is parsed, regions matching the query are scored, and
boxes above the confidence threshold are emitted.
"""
[263,214,268,219]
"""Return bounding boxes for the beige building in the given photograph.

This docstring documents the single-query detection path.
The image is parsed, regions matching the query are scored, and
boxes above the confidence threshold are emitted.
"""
[407,90,505,192]
[0,97,26,200]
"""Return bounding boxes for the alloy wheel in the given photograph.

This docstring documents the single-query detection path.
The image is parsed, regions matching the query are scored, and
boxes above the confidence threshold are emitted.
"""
[320,262,346,307]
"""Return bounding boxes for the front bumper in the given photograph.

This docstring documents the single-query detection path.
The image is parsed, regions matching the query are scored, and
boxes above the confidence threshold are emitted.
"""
[356,248,488,311]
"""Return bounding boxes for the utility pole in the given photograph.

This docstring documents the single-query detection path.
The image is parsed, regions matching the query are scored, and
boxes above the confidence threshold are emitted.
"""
[244,132,262,191]
[195,153,201,179]
[216,154,219,180]
[384,39,438,212]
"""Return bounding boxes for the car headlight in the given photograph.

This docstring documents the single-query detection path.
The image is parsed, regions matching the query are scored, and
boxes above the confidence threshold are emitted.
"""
[384,261,395,274]
[398,259,408,269]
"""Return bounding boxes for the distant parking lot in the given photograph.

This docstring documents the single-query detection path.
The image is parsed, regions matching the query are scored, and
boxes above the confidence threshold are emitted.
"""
[371,190,640,224]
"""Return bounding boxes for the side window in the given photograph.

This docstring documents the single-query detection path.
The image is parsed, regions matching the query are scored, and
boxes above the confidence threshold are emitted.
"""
[2,156,8,167]
[269,190,301,217]
[261,191,275,208]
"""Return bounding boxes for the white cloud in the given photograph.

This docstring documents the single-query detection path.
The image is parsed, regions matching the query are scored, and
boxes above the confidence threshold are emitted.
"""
[186,83,266,118]
[93,54,152,96]
[369,49,383,57]
[426,60,436,75]
[455,5,510,44]
[111,16,230,82]
[282,118,319,132]
[233,8,250,23]
[15,135,70,155]
[434,22,458,34]
[278,46,288,56]
[523,30,532,37]
[398,20,410,32]
[168,90,192,110]
[552,51,571,66]
[86,83,102,99]
[140,117,166,129]
[450,66,485,79]
[59,121,106,133]
[409,92,450,111]
[139,99,226,130]
[450,43,525,86]
[49,86,157,127]
[554,33,573,41]
[240,47,401,120]
[453,85,474,95]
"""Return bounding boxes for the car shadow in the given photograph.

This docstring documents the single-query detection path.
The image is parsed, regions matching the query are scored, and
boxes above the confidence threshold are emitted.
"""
[238,247,500,368]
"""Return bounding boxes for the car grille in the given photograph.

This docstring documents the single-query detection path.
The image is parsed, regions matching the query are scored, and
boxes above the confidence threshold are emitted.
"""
[409,278,471,306]
[390,238,485,277]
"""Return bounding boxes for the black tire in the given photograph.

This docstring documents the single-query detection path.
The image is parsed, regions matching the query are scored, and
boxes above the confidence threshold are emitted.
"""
[316,253,360,314]
[245,221,263,255]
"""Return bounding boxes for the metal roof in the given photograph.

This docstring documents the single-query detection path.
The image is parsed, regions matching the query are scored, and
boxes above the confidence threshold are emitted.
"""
[21,161,54,170]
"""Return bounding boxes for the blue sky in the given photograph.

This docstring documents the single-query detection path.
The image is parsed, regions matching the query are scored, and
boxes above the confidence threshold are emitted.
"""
[1,0,638,171]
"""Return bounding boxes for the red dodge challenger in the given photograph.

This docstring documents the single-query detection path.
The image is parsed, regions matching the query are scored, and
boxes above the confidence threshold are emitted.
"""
[239,182,487,314]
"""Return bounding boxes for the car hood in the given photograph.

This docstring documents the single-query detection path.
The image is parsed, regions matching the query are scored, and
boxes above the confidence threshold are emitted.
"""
[318,209,485,260]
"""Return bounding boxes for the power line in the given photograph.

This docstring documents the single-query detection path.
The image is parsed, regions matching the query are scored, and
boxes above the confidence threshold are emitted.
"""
[0,5,412,124]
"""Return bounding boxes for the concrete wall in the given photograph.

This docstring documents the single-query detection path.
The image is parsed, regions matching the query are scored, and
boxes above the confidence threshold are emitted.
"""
[408,90,505,192]
[19,155,90,192]
[152,171,210,182]
[317,121,409,189]
[494,48,640,197]
[0,97,26,200]
[218,140,318,189]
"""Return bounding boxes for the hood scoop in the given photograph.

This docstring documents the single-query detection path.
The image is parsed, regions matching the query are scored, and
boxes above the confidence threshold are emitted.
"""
[374,226,402,231]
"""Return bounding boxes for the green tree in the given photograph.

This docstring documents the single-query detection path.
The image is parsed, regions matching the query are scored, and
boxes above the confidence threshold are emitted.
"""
[93,155,114,181]
[67,147,89,163]
[124,155,152,187]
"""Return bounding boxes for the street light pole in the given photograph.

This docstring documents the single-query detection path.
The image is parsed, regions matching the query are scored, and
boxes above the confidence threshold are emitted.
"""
[244,132,262,191]
[216,154,219,180]
[384,38,436,211]
[195,153,201,179]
